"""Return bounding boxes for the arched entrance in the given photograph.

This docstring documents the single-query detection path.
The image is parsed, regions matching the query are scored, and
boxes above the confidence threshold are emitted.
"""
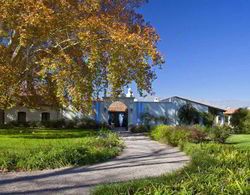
[108,101,128,128]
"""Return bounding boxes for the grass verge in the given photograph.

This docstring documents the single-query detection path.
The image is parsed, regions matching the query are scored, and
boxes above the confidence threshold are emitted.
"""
[93,127,250,195]
[0,128,123,172]
[227,134,250,149]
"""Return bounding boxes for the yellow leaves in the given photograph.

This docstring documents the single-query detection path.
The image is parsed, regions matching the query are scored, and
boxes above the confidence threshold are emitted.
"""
[0,0,163,111]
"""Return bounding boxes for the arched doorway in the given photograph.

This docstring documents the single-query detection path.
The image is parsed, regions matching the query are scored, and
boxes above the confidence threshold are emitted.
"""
[108,101,128,128]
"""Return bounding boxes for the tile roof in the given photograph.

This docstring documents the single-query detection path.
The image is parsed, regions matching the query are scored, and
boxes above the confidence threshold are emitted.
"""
[161,96,226,111]
[108,101,128,112]
[224,108,238,115]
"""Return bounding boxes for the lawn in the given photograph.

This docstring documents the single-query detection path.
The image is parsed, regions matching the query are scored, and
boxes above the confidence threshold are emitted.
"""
[227,134,250,149]
[93,131,250,195]
[0,128,123,172]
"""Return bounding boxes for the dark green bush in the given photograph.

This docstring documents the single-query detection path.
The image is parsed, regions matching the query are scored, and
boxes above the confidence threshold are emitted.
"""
[129,125,148,133]
[64,120,77,129]
[5,121,31,128]
[168,127,190,146]
[41,119,66,128]
[1,117,109,130]
[208,125,233,143]
[76,118,109,130]
[29,121,41,128]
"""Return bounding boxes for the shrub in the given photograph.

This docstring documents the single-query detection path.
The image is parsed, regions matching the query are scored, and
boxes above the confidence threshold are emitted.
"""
[29,121,41,128]
[168,127,190,146]
[64,120,77,129]
[152,125,232,145]
[41,119,66,129]
[5,121,31,128]
[187,125,208,143]
[151,125,207,147]
[151,125,169,142]
[76,118,109,130]
[208,125,232,143]
[2,117,109,130]
[129,125,148,133]
[97,129,123,148]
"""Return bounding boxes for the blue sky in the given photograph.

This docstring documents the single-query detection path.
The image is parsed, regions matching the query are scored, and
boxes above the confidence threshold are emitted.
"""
[133,0,250,106]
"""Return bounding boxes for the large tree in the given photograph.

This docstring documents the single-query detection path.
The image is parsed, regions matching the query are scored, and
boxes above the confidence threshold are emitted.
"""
[231,108,249,133]
[0,0,163,112]
[178,103,200,125]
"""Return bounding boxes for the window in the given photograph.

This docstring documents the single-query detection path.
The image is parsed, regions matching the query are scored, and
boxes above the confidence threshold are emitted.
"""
[18,112,26,123]
[41,112,50,122]
[0,110,4,125]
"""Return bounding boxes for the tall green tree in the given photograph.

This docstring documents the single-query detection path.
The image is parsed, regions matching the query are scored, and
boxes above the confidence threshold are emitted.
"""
[0,0,163,112]
[200,112,214,127]
[231,108,250,133]
[178,103,200,125]
[243,111,250,134]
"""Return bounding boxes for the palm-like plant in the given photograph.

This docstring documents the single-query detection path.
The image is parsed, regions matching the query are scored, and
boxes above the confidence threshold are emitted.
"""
[178,103,200,125]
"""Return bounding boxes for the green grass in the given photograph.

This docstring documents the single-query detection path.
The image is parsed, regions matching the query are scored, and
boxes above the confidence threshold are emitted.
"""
[93,132,250,195]
[227,134,250,149]
[0,128,123,172]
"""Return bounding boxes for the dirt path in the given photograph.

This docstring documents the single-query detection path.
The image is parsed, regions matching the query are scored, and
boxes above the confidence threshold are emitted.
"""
[0,132,189,195]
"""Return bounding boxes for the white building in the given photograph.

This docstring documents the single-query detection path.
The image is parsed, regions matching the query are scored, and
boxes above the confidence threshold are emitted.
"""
[0,93,226,127]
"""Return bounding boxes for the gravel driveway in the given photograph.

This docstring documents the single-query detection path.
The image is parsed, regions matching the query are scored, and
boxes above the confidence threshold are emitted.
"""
[0,132,190,195]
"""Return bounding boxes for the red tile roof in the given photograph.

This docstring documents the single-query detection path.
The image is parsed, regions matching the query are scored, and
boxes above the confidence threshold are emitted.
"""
[224,108,238,115]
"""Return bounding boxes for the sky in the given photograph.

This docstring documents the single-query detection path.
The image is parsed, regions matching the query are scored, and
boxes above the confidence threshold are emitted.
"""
[132,0,250,107]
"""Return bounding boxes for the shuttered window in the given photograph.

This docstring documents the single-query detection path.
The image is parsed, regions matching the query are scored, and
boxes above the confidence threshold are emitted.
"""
[18,112,26,123]
[0,110,4,125]
[41,112,50,122]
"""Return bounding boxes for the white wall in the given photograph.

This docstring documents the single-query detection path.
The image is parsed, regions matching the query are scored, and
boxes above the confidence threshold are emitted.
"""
[5,107,61,123]
[62,106,96,121]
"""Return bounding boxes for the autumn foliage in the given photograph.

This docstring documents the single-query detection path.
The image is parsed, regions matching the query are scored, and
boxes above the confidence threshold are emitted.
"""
[0,0,163,111]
